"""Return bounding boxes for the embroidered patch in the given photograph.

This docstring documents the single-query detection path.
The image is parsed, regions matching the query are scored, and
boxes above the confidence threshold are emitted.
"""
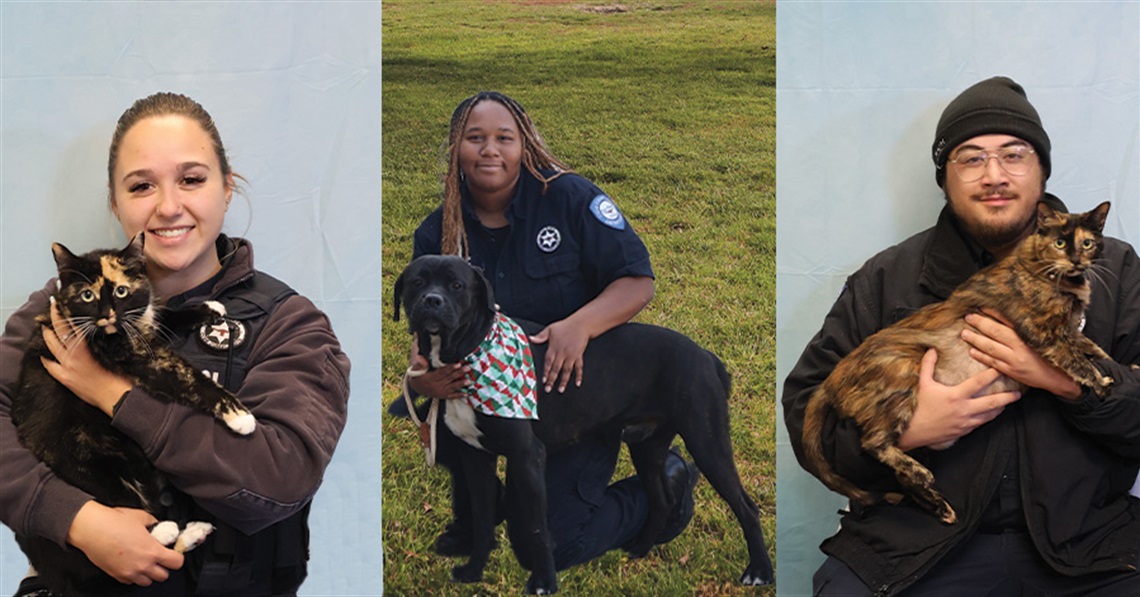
[589,194,625,230]
[537,226,561,253]
[199,318,246,351]
[462,313,539,420]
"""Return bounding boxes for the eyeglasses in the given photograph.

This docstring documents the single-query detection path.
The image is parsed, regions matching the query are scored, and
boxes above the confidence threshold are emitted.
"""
[947,145,1036,182]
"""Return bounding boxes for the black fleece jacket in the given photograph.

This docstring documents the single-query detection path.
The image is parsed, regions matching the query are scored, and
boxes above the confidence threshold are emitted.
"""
[783,195,1140,595]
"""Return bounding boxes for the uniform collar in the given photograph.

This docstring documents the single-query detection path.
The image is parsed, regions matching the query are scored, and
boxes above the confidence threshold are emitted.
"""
[164,235,256,309]
[918,193,1067,300]
[460,168,558,227]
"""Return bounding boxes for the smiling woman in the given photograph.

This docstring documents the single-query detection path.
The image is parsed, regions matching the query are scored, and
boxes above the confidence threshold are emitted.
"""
[398,90,665,577]
[108,97,234,300]
[0,91,351,596]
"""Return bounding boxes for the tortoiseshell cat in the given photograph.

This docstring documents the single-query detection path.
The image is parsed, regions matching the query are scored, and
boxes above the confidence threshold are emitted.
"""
[803,201,1124,525]
[10,236,256,596]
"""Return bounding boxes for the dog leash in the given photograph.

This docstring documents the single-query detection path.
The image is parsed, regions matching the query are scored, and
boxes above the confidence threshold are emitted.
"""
[401,366,440,467]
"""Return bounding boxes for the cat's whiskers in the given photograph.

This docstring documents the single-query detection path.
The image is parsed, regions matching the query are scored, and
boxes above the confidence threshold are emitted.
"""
[120,320,157,359]
[1028,260,1065,284]
[1084,262,1116,300]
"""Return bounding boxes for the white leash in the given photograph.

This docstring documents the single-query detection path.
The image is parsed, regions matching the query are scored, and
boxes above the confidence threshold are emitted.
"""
[402,366,440,466]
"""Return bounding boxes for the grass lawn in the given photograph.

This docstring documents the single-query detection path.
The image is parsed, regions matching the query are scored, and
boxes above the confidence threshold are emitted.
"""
[381,1,776,594]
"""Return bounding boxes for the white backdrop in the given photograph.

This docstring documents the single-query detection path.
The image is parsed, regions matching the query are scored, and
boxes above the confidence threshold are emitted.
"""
[0,3,382,595]
[776,2,1140,595]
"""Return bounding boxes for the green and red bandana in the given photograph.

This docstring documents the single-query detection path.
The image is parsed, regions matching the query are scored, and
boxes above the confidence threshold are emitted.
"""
[462,312,539,419]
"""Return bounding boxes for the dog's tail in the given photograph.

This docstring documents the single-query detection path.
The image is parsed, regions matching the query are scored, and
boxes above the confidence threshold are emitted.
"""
[801,385,874,505]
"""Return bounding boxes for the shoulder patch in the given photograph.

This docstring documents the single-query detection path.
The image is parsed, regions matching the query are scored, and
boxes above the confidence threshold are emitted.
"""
[589,194,626,230]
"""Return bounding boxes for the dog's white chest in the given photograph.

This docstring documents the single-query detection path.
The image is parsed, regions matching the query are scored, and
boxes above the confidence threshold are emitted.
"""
[427,332,487,450]
[444,400,485,450]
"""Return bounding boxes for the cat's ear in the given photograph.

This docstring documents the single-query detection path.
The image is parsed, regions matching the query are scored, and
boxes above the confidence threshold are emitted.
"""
[1036,201,1062,230]
[122,233,145,260]
[1085,201,1111,233]
[51,243,79,272]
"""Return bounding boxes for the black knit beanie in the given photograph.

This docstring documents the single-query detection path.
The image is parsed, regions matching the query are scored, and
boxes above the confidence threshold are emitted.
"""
[932,76,1051,187]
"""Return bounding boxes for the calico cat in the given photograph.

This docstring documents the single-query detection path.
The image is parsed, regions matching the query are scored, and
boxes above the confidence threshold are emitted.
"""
[802,201,1121,525]
[10,236,256,596]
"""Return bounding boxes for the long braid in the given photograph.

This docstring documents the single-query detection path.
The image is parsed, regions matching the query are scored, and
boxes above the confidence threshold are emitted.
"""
[439,92,573,258]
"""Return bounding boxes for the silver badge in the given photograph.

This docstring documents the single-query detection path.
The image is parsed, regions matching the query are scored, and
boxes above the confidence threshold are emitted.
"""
[537,226,561,253]
[199,318,247,351]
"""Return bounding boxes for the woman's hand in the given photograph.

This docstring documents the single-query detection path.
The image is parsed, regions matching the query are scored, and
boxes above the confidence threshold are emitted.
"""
[961,311,1081,400]
[529,320,589,393]
[40,301,133,416]
[897,348,1022,450]
[528,275,654,394]
[405,334,470,399]
[67,501,184,586]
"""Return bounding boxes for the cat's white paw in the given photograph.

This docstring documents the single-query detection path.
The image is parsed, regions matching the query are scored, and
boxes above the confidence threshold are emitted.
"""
[150,520,180,546]
[204,300,226,318]
[224,411,257,435]
[173,521,215,553]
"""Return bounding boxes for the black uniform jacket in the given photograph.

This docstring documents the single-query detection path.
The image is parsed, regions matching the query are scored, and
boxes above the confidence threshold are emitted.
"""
[783,195,1140,595]
[413,168,653,325]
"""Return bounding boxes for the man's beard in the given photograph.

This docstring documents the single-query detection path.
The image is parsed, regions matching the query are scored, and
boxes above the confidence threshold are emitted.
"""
[945,189,1042,250]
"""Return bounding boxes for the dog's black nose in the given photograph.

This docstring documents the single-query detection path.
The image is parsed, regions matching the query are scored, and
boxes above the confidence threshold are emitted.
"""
[422,293,444,308]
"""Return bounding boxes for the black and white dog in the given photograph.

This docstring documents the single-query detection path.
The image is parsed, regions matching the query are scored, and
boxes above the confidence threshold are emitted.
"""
[393,255,773,593]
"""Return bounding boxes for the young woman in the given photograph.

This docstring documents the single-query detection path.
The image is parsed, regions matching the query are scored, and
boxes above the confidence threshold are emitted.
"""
[0,92,350,596]
[402,90,695,570]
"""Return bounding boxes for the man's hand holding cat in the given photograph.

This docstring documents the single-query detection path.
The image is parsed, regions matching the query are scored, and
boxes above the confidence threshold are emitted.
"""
[897,349,1022,451]
[67,501,183,586]
[961,311,1081,400]
[41,302,134,416]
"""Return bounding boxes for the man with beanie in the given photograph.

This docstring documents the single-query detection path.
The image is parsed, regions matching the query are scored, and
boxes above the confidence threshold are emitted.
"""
[784,76,1140,595]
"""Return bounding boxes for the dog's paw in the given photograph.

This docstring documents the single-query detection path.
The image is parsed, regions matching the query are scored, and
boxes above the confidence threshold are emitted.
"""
[173,521,215,553]
[450,562,484,584]
[149,520,180,546]
[740,565,774,586]
[203,301,226,319]
[526,572,559,595]
[222,409,257,435]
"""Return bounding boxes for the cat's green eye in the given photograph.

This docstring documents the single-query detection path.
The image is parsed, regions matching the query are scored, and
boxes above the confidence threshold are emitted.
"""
[1053,239,1066,249]
[80,289,95,302]
[1081,239,1095,249]
[113,285,129,299]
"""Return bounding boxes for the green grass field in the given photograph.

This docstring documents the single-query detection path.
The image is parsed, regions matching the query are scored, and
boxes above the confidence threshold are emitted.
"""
[381,1,776,594]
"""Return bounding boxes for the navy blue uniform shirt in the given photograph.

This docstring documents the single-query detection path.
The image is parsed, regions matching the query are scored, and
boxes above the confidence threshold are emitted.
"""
[413,169,653,325]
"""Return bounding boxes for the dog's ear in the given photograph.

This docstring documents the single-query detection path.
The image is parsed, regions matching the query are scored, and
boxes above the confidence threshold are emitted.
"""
[472,264,496,312]
[393,270,405,322]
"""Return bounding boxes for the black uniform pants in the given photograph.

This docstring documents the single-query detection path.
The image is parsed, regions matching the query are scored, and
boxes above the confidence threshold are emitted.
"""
[545,429,649,570]
[813,531,1140,597]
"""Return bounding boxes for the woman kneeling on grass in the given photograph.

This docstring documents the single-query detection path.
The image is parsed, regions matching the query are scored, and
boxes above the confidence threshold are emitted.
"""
[399,90,697,570]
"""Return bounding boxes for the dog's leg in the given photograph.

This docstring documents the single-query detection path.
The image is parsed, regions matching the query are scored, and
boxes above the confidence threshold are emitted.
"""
[681,403,774,586]
[501,428,558,595]
[624,436,672,558]
[450,447,498,584]
[683,430,773,585]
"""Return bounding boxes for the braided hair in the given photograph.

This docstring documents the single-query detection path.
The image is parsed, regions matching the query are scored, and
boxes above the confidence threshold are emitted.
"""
[440,91,572,257]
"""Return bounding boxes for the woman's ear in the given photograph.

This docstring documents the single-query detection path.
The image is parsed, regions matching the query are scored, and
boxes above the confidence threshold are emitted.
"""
[109,188,120,220]
[225,174,234,208]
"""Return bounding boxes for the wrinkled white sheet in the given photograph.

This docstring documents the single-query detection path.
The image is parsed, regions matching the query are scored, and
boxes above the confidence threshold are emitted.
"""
[776,3,1139,594]
[0,3,382,595]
